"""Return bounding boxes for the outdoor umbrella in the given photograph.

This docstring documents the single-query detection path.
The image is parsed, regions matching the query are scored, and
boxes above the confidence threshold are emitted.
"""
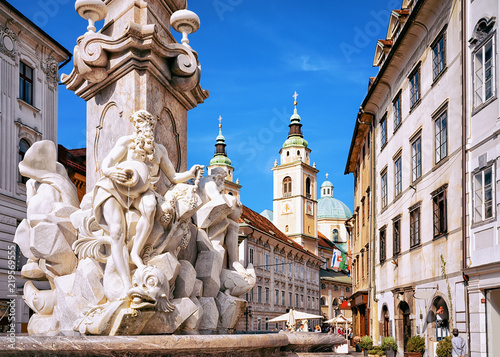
[269,309,323,330]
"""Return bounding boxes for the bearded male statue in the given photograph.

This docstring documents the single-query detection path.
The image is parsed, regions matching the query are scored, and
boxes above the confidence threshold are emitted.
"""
[84,110,203,299]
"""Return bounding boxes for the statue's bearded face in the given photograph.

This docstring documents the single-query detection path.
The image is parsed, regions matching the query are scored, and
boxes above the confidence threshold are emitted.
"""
[130,111,156,162]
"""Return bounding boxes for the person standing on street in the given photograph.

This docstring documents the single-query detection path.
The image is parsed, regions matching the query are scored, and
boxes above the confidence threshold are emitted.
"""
[451,328,466,357]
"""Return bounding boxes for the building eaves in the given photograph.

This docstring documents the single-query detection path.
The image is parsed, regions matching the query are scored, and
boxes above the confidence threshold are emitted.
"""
[1,0,72,59]
[345,0,426,174]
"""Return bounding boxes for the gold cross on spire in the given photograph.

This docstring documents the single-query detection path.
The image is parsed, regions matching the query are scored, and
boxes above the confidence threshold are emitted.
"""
[292,91,298,106]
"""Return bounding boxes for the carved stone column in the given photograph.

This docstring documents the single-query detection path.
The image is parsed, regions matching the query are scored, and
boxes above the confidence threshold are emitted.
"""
[62,0,208,191]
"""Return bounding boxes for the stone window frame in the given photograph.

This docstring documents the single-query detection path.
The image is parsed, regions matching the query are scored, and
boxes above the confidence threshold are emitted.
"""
[470,17,497,114]
[283,176,292,197]
[434,108,448,165]
[380,112,388,149]
[409,202,422,248]
[409,63,421,109]
[410,133,422,182]
[392,215,402,257]
[431,184,448,239]
[379,225,387,263]
[393,91,402,132]
[381,167,388,209]
[19,60,34,105]
[472,162,495,224]
[431,26,447,82]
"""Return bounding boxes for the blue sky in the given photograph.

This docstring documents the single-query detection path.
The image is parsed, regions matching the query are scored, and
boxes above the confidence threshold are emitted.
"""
[8,0,397,214]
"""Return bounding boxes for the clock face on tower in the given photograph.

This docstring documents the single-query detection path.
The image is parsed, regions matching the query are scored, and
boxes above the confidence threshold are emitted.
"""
[281,201,292,214]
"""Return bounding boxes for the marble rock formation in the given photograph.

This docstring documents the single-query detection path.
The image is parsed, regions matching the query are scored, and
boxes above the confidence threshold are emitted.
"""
[16,110,255,336]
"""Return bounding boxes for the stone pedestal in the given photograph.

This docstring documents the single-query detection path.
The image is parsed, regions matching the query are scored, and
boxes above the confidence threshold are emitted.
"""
[62,0,208,190]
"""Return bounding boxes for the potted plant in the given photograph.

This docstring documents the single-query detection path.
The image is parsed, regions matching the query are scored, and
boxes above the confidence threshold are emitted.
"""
[360,335,373,356]
[405,335,425,357]
[436,336,452,357]
[381,336,398,357]
[353,336,362,352]
[368,346,385,357]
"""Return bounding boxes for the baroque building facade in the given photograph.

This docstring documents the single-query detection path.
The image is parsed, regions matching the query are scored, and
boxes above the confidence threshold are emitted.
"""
[0,0,70,332]
[463,1,500,356]
[346,0,468,353]
[345,0,500,355]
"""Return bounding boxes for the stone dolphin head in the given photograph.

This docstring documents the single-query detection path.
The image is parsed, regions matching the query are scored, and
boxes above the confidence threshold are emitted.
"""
[128,265,174,312]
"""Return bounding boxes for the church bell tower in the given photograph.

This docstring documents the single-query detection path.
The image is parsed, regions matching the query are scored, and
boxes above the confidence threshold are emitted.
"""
[272,92,319,254]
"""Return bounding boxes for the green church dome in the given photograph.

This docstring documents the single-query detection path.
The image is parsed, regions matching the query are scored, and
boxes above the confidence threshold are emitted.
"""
[318,196,352,219]
[283,136,308,148]
[210,154,231,166]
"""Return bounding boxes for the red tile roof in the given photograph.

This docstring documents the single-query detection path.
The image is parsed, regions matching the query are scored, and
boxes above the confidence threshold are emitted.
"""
[239,205,322,261]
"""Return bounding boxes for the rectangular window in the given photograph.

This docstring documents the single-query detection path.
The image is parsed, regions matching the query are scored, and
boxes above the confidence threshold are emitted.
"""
[289,292,292,306]
[380,227,386,263]
[288,262,292,276]
[381,114,387,147]
[433,187,447,237]
[381,170,388,208]
[410,206,421,247]
[393,93,402,130]
[275,257,279,273]
[412,136,422,181]
[393,216,401,256]
[281,259,285,274]
[19,61,34,105]
[295,264,298,278]
[275,289,279,305]
[432,33,446,80]
[265,317,269,331]
[247,288,254,302]
[394,155,402,197]
[249,248,254,264]
[410,66,421,107]
[265,253,269,270]
[281,291,285,306]
[474,166,494,222]
[361,198,365,226]
[295,293,299,308]
[265,287,269,304]
[300,266,304,279]
[257,286,262,303]
[474,37,495,108]
[435,111,447,163]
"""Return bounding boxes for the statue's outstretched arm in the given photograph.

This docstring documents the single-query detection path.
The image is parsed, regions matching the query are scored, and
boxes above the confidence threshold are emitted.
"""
[157,144,203,184]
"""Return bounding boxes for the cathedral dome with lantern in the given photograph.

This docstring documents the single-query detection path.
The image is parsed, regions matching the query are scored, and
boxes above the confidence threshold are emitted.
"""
[317,174,352,220]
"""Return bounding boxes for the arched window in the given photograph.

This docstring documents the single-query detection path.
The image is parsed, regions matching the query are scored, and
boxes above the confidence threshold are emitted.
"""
[283,176,292,197]
[332,229,339,242]
[228,191,234,196]
[320,297,326,306]
[285,225,289,232]
[305,177,311,198]
[18,139,30,184]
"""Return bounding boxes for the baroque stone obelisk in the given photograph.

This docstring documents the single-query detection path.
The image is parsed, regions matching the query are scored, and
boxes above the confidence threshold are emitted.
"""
[62,0,208,191]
